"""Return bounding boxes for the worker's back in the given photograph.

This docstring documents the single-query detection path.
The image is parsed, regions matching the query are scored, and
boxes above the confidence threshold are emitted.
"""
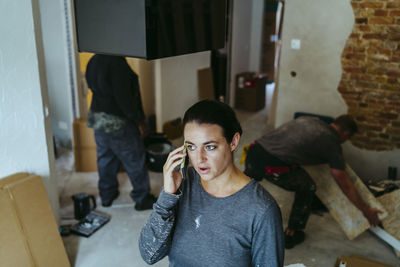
[86,54,139,120]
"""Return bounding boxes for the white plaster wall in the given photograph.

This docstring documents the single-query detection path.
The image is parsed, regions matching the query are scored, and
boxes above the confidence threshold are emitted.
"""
[155,52,210,131]
[228,0,254,105]
[249,0,264,73]
[342,143,400,181]
[0,0,58,220]
[228,0,265,106]
[274,0,400,181]
[275,0,353,124]
[39,0,75,148]
[0,0,59,218]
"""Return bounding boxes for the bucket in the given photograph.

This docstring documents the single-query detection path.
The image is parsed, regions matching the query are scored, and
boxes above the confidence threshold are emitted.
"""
[144,133,174,172]
[146,142,174,172]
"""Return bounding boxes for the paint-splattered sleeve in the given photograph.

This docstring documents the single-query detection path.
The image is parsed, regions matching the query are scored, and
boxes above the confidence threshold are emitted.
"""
[139,190,180,264]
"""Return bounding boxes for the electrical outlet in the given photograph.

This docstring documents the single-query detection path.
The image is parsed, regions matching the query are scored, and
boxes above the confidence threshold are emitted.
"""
[291,39,301,50]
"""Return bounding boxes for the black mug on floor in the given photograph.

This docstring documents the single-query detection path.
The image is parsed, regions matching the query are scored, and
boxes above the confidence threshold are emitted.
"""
[388,166,397,180]
[72,192,97,220]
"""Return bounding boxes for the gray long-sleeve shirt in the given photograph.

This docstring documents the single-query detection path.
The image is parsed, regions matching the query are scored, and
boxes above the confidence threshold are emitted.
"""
[139,168,284,267]
[257,117,345,170]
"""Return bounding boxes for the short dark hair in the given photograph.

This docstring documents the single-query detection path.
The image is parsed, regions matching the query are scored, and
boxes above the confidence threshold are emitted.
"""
[333,115,358,135]
[183,100,242,143]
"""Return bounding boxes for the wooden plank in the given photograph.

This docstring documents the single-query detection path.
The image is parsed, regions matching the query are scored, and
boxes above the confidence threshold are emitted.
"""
[197,67,215,100]
[377,190,400,257]
[303,164,387,240]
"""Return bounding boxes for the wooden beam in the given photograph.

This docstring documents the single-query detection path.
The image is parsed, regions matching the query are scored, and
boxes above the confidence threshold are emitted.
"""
[303,164,387,240]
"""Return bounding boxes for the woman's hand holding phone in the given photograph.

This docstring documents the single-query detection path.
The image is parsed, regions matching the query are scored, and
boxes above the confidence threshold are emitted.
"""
[163,144,186,194]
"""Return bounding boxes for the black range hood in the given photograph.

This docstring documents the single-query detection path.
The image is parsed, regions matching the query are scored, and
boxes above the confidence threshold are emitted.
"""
[73,0,227,59]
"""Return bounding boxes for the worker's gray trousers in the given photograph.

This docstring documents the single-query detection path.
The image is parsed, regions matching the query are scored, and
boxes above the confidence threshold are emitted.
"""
[244,143,316,231]
[94,122,150,204]
[265,169,316,231]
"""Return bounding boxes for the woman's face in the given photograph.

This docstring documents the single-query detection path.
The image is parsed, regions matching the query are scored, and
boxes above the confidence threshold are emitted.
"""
[184,122,236,181]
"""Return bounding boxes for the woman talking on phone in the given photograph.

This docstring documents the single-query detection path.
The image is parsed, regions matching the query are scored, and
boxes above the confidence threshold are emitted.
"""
[139,100,284,267]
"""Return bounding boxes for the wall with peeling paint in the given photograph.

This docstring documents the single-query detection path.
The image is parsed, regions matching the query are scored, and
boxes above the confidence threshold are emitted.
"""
[274,0,399,181]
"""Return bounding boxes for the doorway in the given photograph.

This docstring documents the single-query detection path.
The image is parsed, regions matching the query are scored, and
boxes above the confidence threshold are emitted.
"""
[226,0,284,122]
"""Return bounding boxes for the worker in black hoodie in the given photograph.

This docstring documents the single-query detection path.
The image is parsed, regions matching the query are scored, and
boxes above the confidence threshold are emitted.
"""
[86,54,156,210]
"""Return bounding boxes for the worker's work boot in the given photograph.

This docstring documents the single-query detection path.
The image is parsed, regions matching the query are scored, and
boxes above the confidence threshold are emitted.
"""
[284,230,305,249]
[101,190,120,207]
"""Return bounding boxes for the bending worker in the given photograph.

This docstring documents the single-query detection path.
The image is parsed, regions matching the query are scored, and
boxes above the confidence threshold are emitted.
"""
[244,115,381,249]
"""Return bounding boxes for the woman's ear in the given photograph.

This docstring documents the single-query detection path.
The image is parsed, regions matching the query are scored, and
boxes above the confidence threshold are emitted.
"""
[230,132,241,152]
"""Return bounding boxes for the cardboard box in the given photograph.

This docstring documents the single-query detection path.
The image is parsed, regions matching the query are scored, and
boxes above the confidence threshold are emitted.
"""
[73,118,98,172]
[235,72,267,112]
[74,146,98,172]
[197,67,215,100]
[335,255,393,267]
[0,173,70,267]
[73,118,96,147]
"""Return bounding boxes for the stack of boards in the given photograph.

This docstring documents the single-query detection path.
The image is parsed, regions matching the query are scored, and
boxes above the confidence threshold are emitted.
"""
[303,164,399,256]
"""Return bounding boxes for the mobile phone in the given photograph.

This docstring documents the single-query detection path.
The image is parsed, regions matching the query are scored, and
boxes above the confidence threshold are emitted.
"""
[180,141,188,179]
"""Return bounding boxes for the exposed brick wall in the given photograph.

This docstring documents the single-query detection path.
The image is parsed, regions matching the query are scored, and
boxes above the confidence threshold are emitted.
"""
[339,0,400,151]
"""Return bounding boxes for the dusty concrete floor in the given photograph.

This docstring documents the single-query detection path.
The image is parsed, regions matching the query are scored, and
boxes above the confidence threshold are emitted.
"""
[59,87,399,267]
